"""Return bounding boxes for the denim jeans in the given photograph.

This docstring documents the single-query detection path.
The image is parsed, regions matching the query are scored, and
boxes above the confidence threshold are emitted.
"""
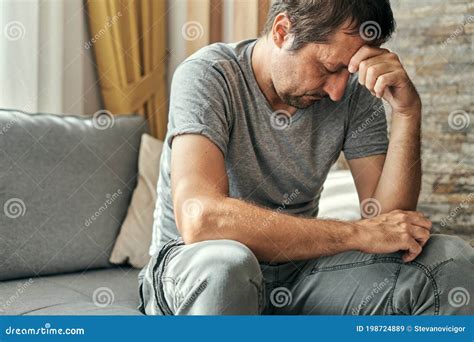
[138,234,473,315]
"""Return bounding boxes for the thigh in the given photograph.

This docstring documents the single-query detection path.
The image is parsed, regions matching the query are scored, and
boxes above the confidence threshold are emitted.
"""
[278,250,403,315]
[278,234,473,315]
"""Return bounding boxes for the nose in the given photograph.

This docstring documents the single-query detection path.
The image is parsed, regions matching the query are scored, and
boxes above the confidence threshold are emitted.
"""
[323,71,350,102]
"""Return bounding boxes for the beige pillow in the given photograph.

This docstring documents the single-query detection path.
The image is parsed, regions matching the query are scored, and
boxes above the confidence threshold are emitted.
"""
[110,133,163,268]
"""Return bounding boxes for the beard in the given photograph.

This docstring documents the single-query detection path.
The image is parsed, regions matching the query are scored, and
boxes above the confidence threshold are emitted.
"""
[280,92,327,109]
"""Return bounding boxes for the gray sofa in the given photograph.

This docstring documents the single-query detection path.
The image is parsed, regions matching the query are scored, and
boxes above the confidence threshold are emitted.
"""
[0,109,146,315]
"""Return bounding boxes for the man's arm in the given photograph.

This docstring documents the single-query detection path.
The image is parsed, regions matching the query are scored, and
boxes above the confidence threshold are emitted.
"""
[347,46,422,213]
[172,134,431,263]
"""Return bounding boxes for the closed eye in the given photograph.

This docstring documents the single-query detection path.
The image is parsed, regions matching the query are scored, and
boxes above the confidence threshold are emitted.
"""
[324,63,348,74]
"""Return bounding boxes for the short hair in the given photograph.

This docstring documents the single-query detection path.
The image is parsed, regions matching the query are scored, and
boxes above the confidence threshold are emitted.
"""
[263,0,396,50]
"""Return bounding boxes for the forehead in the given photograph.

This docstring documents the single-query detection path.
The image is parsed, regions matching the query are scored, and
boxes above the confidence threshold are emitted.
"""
[301,31,366,65]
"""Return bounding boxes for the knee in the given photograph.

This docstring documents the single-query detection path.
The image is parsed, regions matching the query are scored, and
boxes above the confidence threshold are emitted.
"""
[417,234,473,268]
[415,234,474,270]
[189,239,262,283]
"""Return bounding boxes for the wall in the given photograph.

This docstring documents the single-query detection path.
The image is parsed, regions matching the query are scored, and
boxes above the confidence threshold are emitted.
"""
[386,0,473,243]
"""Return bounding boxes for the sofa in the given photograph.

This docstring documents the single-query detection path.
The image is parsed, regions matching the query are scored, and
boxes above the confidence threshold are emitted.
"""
[0,108,373,316]
[0,109,147,315]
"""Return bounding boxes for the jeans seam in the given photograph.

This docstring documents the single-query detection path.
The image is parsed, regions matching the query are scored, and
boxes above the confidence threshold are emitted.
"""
[389,264,405,315]
[151,239,184,316]
[430,258,454,273]
[249,278,265,314]
[309,256,379,274]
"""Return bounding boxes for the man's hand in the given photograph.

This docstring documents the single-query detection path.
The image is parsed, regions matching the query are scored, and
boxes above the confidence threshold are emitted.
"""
[348,46,421,115]
[356,210,432,262]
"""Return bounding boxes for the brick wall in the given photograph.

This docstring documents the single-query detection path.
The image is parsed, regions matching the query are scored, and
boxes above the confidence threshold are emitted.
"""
[388,0,473,244]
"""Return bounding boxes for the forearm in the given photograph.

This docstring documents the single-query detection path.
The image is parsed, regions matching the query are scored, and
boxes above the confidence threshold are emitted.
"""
[183,196,362,262]
[374,109,422,211]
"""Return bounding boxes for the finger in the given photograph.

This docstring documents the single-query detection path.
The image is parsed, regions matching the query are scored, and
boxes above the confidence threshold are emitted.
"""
[364,63,398,96]
[356,54,396,86]
[402,238,422,263]
[409,225,431,246]
[373,70,406,98]
[348,46,390,73]
[408,214,433,231]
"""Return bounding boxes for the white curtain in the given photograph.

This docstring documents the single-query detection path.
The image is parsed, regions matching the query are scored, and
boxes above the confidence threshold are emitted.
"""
[0,0,101,115]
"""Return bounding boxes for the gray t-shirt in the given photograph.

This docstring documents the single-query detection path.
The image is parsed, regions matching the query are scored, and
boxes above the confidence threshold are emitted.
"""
[149,39,388,255]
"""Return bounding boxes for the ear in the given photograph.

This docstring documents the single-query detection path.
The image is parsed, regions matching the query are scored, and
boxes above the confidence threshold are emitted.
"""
[271,13,291,48]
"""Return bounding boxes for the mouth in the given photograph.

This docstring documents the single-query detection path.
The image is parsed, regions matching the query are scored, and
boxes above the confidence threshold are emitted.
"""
[304,95,322,101]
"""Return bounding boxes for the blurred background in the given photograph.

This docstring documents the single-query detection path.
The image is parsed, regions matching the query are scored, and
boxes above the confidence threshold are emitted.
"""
[0,0,472,243]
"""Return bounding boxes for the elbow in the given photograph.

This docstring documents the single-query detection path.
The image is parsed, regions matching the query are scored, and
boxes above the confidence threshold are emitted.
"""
[175,197,216,244]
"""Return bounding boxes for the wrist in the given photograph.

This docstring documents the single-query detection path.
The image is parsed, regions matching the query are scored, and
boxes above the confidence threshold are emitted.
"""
[347,221,369,252]
[391,99,422,120]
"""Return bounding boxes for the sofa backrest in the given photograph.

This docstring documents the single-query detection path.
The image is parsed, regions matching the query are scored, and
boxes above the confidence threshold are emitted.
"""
[0,109,147,281]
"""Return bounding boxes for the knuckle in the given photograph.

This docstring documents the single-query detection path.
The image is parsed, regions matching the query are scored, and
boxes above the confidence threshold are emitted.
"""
[388,52,399,60]
[367,66,378,79]
[400,222,409,230]
[398,213,409,221]
[377,74,387,84]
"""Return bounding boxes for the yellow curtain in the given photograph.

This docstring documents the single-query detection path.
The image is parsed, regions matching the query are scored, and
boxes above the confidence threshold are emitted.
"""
[86,0,168,140]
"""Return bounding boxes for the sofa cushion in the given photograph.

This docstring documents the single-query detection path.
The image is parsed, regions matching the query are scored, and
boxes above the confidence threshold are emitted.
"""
[110,134,163,268]
[0,267,142,315]
[0,109,147,281]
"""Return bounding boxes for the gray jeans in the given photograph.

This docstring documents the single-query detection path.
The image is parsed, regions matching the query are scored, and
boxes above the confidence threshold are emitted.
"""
[138,234,473,315]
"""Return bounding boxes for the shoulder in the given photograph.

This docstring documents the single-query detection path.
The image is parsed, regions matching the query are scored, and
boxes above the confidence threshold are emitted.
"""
[174,40,252,81]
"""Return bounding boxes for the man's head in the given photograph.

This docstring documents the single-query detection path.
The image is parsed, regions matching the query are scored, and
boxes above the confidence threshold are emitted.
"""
[262,0,396,108]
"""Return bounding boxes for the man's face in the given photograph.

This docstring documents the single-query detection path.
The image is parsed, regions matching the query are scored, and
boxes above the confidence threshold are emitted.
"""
[270,30,367,109]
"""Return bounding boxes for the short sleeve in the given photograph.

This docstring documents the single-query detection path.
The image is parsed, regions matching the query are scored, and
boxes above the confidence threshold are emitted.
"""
[166,59,232,156]
[343,78,389,160]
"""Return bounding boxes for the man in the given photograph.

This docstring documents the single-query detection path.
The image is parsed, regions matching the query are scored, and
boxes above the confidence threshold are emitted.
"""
[139,0,473,315]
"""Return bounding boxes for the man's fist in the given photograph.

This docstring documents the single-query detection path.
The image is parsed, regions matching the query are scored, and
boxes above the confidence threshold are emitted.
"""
[349,46,421,115]
[356,209,432,262]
